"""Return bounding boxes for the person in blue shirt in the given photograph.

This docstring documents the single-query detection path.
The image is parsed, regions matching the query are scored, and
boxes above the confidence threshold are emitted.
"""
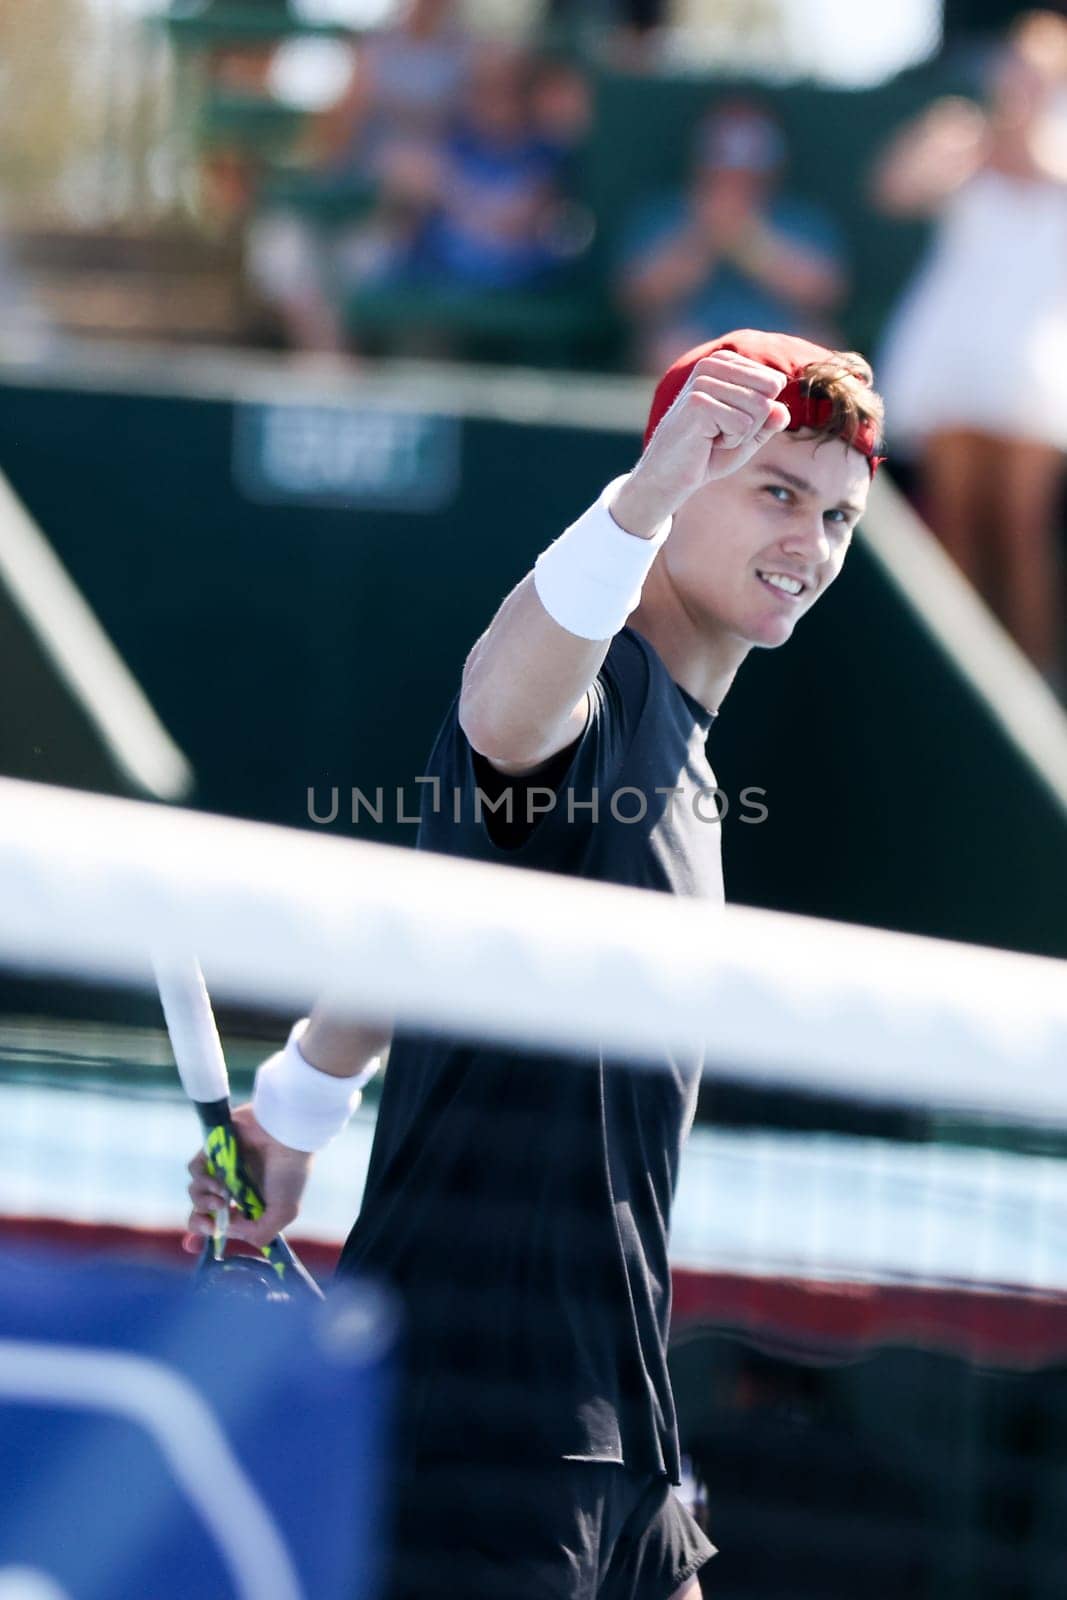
[413,41,577,291]
[617,100,847,373]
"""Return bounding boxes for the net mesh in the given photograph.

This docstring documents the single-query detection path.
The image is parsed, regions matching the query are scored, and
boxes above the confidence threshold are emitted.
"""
[3,1014,1067,1298]
[2,776,1067,1598]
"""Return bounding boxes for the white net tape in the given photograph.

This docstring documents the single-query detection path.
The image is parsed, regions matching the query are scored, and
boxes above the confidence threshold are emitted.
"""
[1,775,1066,1124]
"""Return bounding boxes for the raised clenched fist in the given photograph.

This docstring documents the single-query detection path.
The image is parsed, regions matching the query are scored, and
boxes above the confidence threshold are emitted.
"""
[611,351,791,535]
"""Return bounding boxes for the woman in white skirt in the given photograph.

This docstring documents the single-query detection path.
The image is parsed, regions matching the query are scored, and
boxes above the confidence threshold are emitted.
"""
[872,11,1067,688]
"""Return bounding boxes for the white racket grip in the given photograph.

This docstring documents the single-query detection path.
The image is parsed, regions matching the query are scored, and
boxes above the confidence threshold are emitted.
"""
[153,954,231,1105]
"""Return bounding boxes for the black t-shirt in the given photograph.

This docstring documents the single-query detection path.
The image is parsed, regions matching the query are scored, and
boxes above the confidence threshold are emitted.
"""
[337,627,723,1482]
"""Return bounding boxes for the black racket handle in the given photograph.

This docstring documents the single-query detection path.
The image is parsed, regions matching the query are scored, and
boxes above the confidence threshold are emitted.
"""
[194,1099,323,1300]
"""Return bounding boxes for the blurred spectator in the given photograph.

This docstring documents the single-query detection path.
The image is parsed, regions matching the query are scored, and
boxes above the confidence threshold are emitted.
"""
[314,0,471,187]
[616,99,847,373]
[410,42,585,293]
[529,50,595,162]
[873,11,1067,691]
[196,1,295,219]
[246,0,471,352]
[249,38,589,354]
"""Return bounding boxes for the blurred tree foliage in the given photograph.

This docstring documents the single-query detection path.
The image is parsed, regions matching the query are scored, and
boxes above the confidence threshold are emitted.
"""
[0,0,179,223]
[0,0,96,214]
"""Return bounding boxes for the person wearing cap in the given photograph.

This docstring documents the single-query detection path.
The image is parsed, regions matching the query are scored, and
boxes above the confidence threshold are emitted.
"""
[186,330,884,1599]
[618,99,847,373]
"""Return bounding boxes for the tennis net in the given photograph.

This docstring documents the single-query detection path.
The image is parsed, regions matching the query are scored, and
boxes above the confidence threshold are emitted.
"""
[3,1012,1067,1299]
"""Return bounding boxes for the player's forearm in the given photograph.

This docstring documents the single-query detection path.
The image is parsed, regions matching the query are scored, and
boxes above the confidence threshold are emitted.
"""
[459,479,673,769]
[299,1009,391,1079]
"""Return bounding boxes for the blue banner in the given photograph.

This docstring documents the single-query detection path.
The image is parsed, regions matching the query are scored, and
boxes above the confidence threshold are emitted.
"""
[0,1247,395,1600]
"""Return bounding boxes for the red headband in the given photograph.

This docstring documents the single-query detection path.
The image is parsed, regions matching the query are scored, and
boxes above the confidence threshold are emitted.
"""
[644,328,885,475]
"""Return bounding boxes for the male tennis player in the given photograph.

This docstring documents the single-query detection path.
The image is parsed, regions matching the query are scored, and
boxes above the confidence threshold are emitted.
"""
[187,328,884,1599]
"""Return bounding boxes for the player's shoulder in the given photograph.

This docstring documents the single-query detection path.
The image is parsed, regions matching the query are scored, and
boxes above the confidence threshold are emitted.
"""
[609,624,665,681]
[594,626,657,721]
[604,623,652,677]
[610,627,714,734]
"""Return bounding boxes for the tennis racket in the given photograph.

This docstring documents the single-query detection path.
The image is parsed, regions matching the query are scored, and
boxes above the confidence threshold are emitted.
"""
[154,953,323,1301]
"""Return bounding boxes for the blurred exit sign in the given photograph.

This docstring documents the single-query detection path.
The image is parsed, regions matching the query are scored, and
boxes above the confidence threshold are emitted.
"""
[234,403,461,511]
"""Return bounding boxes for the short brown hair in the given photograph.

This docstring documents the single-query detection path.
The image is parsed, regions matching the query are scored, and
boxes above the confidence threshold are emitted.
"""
[794,353,885,456]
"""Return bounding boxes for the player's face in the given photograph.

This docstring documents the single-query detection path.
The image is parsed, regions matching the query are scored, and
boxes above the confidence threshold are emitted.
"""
[664,432,871,649]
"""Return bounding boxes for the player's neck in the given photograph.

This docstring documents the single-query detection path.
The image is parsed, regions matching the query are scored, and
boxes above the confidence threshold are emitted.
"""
[628,591,749,716]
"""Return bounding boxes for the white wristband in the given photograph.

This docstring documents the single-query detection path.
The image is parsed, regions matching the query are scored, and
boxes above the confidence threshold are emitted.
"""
[252,1019,380,1153]
[533,475,672,641]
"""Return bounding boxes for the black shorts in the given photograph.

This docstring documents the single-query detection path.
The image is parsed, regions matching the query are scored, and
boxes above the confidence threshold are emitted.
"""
[382,1456,717,1600]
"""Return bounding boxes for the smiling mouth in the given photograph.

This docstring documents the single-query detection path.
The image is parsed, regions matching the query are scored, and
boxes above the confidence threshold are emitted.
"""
[756,570,808,601]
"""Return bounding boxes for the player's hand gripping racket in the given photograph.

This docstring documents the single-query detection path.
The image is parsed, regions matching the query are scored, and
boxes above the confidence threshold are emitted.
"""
[155,954,323,1301]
